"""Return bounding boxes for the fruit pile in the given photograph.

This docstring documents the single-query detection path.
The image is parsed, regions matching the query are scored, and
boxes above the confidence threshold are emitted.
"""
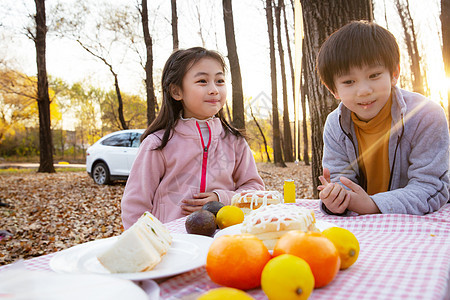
[199,227,360,300]
[185,202,244,237]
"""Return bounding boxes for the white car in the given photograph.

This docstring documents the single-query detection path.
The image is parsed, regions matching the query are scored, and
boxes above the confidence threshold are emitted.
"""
[86,129,145,184]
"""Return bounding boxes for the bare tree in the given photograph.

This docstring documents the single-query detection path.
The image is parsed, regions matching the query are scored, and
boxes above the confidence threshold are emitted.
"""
[275,0,293,162]
[301,39,309,165]
[281,0,298,160]
[76,41,128,130]
[52,3,134,130]
[140,0,157,126]
[33,0,55,173]
[300,0,373,195]
[171,0,179,50]
[441,0,450,123]
[194,3,206,47]
[222,0,245,129]
[250,105,271,162]
[265,0,286,167]
[395,0,425,94]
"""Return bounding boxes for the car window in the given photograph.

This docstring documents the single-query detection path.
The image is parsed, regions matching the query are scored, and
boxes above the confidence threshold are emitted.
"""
[130,133,142,148]
[101,133,131,147]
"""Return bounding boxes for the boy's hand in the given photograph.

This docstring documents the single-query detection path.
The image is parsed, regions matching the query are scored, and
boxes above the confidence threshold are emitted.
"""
[318,168,350,214]
[339,177,380,214]
[181,192,219,215]
[318,167,331,191]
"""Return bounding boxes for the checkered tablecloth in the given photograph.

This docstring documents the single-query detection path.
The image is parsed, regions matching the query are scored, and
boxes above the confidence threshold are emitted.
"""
[2,201,449,300]
[160,200,450,300]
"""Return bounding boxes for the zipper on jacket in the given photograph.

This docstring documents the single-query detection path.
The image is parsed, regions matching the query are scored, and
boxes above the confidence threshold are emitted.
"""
[339,115,367,191]
[339,113,405,192]
[388,114,405,190]
[196,122,211,193]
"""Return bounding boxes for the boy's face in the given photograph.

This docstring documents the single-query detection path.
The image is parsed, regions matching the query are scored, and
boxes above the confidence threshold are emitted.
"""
[332,64,399,121]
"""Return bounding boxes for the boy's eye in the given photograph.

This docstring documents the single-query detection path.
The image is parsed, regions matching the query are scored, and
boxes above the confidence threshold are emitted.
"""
[370,73,381,79]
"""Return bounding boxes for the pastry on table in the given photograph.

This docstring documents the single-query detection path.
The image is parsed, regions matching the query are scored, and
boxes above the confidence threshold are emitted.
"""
[231,190,283,214]
[241,203,318,250]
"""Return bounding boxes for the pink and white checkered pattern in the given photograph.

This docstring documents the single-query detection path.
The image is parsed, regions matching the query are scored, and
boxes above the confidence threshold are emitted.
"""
[159,201,450,300]
[2,201,449,300]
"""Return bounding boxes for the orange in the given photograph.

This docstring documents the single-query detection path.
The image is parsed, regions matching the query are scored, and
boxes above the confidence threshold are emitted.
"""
[206,234,272,290]
[273,230,341,288]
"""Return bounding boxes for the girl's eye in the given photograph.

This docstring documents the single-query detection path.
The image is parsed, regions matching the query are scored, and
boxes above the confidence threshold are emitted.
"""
[342,80,353,85]
[197,79,207,84]
[217,79,225,84]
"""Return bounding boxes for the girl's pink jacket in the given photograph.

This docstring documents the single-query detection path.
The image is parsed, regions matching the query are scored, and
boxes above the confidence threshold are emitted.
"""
[121,117,265,228]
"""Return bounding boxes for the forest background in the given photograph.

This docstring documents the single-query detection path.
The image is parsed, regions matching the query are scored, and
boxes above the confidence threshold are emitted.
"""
[1,0,449,193]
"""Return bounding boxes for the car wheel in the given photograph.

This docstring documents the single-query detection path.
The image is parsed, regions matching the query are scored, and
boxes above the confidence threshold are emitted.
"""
[92,162,111,185]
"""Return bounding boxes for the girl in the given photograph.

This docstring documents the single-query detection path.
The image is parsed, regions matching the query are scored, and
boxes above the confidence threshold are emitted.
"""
[121,47,265,227]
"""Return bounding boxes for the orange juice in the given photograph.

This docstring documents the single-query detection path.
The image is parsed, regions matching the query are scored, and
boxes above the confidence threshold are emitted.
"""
[283,180,296,203]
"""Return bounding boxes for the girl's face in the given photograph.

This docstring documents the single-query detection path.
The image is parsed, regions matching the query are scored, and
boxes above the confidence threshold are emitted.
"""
[171,57,226,120]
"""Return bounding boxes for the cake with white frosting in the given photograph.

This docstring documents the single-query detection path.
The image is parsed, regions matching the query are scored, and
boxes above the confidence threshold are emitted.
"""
[231,190,283,214]
[241,204,318,250]
[97,212,172,273]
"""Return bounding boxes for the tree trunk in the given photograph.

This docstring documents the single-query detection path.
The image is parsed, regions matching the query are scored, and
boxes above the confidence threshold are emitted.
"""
[222,0,245,130]
[266,0,286,167]
[395,0,424,94]
[113,72,128,130]
[35,0,55,173]
[275,0,294,162]
[171,0,179,50]
[442,0,450,125]
[300,0,373,196]
[141,0,156,126]
[301,39,310,166]
[250,106,271,162]
[225,102,232,124]
[281,1,298,160]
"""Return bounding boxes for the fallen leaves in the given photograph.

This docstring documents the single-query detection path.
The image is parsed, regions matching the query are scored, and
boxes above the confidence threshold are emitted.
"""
[0,162,313,266]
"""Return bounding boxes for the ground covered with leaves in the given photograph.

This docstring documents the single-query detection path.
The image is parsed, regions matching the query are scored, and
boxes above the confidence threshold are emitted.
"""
[0,162,313,265]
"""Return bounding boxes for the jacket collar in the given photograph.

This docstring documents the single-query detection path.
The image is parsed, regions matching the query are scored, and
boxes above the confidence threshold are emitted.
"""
[174,117,222,138]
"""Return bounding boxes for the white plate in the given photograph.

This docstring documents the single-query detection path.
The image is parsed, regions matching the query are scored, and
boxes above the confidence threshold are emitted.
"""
[214,220,338,239]
[0,269,149,300]
[50,233,213,280]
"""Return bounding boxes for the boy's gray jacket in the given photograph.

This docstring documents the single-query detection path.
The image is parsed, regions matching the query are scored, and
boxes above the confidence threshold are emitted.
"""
[322,86,449,215]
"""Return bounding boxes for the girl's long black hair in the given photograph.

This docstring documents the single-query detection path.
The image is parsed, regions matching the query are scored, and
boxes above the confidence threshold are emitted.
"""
[140,47,243,150]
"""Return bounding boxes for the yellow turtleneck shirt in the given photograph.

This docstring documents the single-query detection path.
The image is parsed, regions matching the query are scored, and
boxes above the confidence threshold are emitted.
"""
[351,97,392,195]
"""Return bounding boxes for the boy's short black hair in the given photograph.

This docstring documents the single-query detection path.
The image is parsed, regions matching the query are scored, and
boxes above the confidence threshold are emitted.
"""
[317,20,400,93]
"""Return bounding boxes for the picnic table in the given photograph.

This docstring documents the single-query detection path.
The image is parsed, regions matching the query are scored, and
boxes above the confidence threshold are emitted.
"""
[1,199,450,299]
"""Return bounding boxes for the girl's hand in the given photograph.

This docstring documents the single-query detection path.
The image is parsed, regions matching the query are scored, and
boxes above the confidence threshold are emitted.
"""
[181,192,219,215]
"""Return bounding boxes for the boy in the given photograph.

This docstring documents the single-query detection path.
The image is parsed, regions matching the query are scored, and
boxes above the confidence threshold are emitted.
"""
[316,20,449,215]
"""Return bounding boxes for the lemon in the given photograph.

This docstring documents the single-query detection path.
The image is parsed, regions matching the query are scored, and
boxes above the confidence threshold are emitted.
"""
[322,227,360,270]
[197,287,255,299]
[261,254,314,300]
[215,206,244,229]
